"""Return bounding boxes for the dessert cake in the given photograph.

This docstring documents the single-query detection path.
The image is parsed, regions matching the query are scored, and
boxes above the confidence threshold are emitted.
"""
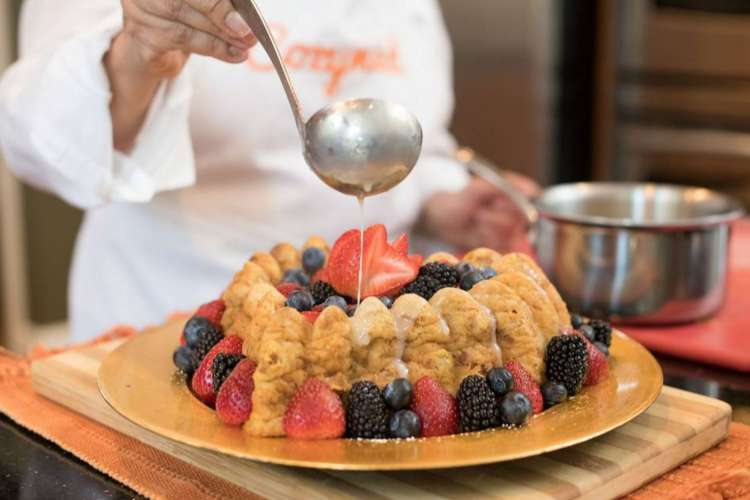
[173,225,613,440]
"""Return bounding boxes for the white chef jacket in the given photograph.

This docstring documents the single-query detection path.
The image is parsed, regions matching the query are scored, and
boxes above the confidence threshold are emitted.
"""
[0,0,469,341]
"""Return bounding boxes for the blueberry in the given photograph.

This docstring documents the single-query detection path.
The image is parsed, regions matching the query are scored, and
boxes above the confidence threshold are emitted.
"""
[580,324,595,342]
[570,313,584,330]
[173,346,199,374]
[282,268,310,287]
[388,410,421,439]
[302,247,326,275]
[541,381,568,408]
[455,262,475,277]
[323,295,348,312]
[481,267,497,279]
[182,316,218,348]
[383,378,413,410]
[459,270,484,291]
[594,341,609,357]
[378,296,393,308]
[500,391,532,426]
[286,290,314,311]
[486,367,514,396]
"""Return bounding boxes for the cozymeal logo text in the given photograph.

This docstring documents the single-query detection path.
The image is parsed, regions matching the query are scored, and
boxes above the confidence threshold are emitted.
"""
[246,23,402,96]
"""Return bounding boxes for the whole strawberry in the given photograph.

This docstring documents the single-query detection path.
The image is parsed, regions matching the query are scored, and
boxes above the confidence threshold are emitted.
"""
[195,299,226,327]
[580,334,609,386]
[216,358,257,426]
[283,379,345,439]
[191,335,243,407]
[276,282,302,298]
[409,376,458,437]
[301,311,321,324]
[504,361,543,415]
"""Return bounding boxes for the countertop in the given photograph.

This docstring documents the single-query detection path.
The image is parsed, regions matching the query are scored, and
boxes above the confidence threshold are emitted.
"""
[1,353,748,500]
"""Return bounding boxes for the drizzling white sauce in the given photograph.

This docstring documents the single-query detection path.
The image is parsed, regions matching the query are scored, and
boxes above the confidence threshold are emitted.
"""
[392,304,419,379]
[438,316,450,336]
[351,315,372,346]
[477,303,502,365]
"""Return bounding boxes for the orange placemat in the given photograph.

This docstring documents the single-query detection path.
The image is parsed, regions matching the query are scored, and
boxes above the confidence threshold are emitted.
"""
[1,332,749,500]
[0,328,258,500]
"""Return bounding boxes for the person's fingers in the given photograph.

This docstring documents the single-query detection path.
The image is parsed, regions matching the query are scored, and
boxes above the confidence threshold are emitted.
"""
[168,3,255,48]
[502,171,541,198]
[184,0,253,39]
[134,15,249,63]
[476,207,522,233]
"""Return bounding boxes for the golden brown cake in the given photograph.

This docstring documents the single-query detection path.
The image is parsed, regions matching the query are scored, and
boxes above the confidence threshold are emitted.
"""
[210,230,572,437]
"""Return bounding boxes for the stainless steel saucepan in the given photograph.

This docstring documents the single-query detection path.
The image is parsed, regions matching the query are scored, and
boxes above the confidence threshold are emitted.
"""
[457,148,745,324]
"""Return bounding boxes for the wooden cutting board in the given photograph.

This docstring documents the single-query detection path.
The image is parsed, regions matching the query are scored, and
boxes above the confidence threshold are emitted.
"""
[31,340,731,500]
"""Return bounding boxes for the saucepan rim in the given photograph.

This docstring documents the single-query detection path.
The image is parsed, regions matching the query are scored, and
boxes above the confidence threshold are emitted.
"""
[535,182,745,230]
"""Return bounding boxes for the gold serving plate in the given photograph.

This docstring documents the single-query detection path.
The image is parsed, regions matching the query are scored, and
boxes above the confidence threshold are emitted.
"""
[98,320,662,470]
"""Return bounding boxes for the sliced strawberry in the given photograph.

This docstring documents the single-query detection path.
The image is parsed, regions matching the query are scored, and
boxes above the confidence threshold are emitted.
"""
[410,376,458,437]
[408,254,424,268]
[283,379,345,439]
[392,233,409,256]
[325,228,361,296]
[216,358,257,426]
[191,335,243,407]
[195,299,225,327]
[326,224,419,299]
[301,311,321,323]
[276,282,301,298]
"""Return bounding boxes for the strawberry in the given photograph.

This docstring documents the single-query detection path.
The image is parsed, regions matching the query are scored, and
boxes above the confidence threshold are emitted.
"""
[410,376,458,437]
[191,335,243,407]
[325,224,419,299]
[276,282,301,298]
[195,299,225,327]
[283,379,345,439]
[408,254,424,268]
[562,330,610,386]
[505,361,543,414]
[580,334,609,386]
[301,310,321,323]
[392,233,409,255]
[215,358,257,425]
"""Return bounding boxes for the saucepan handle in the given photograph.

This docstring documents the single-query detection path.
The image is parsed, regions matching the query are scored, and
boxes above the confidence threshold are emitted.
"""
[454,148,539,239]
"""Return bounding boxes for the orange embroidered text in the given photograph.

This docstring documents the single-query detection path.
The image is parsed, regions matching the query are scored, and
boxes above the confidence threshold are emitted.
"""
[246,24,401,96]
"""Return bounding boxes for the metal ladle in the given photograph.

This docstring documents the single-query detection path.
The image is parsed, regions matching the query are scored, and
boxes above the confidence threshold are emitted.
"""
[231,0,423,198]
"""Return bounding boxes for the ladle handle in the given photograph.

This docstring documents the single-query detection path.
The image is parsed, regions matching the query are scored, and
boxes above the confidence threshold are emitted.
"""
[231,0,306,137]
[455,147,539,229]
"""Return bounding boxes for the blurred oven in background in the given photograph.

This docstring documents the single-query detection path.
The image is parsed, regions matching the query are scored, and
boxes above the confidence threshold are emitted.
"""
[598,0,750,206]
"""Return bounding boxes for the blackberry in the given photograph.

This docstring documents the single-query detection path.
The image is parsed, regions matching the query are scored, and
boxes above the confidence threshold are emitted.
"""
[211,353,244,393]
[310,281,337,305]
[345,381,389,439]
[545,335,588,395]
[589,319,612,348]
[418,262,459,287]
[193,328,224,362]
[400,275,444,300]
[456,375,499,432]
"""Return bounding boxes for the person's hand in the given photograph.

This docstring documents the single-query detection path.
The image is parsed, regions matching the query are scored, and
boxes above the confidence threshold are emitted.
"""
[106,1,257,151]
[421,173,540,253]
[117,0,258,78]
